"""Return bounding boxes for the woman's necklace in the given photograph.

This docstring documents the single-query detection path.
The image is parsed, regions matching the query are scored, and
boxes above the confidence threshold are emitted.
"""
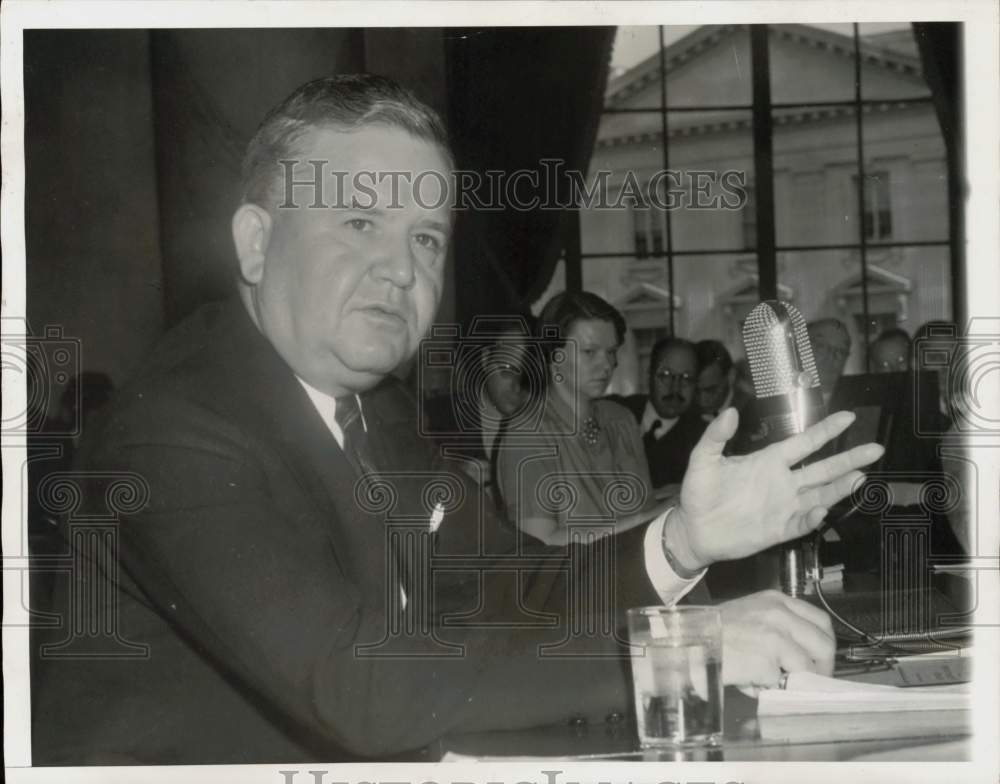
[581,414,601,447]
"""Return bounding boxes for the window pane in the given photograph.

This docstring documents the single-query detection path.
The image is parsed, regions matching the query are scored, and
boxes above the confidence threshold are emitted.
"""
[581,135,664,256]
[673,253,761,356]
[858,23,932,101]
[606,25,750,112]
[664,25,752,108]
[769,24,856,104]
[595,110,663,148]
[771,104,859,248]
[862,108,948,243]
[606,26,665,111]
[667,110,753,252]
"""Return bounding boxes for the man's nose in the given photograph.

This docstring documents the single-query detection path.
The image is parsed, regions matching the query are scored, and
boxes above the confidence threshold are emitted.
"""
[371,233,416,288]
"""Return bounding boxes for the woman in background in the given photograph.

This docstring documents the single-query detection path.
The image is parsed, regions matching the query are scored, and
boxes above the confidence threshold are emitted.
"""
[496,291,673,545]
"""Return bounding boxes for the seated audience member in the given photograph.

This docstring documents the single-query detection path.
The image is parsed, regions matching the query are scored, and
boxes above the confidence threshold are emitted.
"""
[423,312,539,504]
[613,337,708,489]
[807,318,852,405]
[694,339,750,422]
[32,74,884,765]
[496,291,670,545]
[870,326,911,373]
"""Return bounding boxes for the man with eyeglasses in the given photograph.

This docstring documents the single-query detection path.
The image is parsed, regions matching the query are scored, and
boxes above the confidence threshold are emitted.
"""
[612,337,708,489]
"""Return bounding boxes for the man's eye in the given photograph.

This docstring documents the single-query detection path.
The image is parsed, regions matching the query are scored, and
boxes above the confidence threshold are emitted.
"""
[347,218,373,231]
[413,233,443,252]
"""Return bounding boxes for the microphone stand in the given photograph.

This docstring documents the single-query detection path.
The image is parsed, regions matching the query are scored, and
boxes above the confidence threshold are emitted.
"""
[779,536,816,598]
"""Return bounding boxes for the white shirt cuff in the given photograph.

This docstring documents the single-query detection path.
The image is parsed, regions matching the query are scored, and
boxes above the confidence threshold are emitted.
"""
[643,507,706,606]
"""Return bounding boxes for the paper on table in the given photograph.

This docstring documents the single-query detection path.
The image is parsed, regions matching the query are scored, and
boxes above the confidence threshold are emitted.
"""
[757,671,970,715]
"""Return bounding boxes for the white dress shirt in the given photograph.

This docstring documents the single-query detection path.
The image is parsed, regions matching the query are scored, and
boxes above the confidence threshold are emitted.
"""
[641,399,678,441]
[298,378,704,607]
[297,378,367,448]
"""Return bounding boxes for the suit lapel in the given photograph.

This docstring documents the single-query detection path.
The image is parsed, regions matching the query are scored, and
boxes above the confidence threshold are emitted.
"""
[204,300,393,602]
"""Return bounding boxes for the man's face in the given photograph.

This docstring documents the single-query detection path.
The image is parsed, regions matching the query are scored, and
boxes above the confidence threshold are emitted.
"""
[810,324,851,391]
[650,345,698,418]
[696,362,732,416]
[483,338,532,417]
[244,125,451,396]
[871,336,910,373]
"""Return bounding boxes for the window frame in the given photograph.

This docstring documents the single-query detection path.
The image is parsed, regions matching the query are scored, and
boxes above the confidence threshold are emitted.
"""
[572,23,955,368]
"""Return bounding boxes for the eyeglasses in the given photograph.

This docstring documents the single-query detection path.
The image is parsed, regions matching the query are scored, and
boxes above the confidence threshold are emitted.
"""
[654,368,695,386]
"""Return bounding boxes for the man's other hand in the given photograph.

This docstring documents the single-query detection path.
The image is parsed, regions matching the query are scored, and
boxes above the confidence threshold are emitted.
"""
[664,408,883,572]
[720,590,835,693]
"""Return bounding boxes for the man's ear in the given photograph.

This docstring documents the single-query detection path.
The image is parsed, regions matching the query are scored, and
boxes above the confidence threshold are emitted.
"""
[232,203,273,285]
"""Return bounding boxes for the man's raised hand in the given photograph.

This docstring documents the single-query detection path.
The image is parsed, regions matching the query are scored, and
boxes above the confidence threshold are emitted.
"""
[663,408,883,572]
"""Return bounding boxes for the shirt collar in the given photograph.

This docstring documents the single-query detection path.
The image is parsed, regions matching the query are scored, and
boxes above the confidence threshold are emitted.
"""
[641,398,677,434]
[295,377,366,447]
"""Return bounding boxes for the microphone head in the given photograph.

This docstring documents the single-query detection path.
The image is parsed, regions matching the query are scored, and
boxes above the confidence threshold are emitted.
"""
[742,300,820,399]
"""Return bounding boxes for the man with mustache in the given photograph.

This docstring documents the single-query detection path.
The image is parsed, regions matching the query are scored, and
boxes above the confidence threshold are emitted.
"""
[33,74,881,765]
[615,337,710,489]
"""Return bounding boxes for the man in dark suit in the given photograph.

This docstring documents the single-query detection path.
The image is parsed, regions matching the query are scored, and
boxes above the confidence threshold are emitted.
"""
[694,340,752,422]
[32,74,881,764]
[613,338,708,489]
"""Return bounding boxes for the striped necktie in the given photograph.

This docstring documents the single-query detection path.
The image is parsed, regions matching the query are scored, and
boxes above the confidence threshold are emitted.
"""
[334,395,377,478]
[336,394,411,602]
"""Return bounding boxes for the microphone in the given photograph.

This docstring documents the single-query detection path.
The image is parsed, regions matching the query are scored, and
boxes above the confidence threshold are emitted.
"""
[741,301,826,597]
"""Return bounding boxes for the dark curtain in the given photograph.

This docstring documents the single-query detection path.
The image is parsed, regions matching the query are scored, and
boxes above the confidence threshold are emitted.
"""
[150,29,367,325]
[912,23,966,326]
[446,27,616,322]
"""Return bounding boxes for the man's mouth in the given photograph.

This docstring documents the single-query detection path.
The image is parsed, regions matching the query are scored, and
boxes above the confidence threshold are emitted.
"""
[358,304,407,327]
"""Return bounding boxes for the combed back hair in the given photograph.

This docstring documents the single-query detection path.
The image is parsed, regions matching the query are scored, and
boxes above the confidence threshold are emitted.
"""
[240,73,453,208]
[538,291,627,364]
[695,339,733,374]
[648,337,697,388]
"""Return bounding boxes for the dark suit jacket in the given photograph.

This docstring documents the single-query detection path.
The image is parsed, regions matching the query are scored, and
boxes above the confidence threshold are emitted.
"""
[32,299,669,765]
[609,394,708,489]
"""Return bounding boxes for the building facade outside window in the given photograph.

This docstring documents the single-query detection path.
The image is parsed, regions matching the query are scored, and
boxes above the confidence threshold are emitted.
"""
[561,23,953,394]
